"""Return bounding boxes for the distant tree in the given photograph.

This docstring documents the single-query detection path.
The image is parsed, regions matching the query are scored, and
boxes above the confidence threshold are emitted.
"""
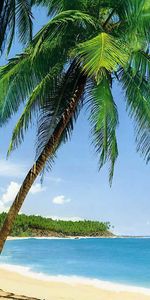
[0,213,111,237]
[0,0,150,252]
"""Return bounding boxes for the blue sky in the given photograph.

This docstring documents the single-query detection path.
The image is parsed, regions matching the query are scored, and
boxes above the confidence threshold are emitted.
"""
[0,7,150,236]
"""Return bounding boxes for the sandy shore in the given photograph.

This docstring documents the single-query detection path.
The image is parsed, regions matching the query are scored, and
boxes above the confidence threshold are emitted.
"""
[0,289,40,300]
[0,267,150,300]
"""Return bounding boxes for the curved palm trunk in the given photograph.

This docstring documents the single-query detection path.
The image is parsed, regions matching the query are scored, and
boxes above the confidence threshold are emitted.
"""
[0,74,87,253]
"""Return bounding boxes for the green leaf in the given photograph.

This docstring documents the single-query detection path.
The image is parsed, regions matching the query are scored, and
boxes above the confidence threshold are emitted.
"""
[36,67,86,178]
[77,32,129,81]
[129,50,150,80]
[7,63,63,155]
[16,0,33,44]
[90,74,118,184]
[32,10,96,59]
[35,63,85,160]
[0,0,33,55]
[121,68,150,163]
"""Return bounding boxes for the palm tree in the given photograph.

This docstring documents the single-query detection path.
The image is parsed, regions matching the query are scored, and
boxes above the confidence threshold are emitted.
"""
[0,0,150,252]
[0,0,33,54]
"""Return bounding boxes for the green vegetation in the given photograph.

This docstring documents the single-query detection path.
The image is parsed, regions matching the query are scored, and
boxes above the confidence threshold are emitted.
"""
[0,213,112,237]
[0,0,150,251]
[0,0,33,55]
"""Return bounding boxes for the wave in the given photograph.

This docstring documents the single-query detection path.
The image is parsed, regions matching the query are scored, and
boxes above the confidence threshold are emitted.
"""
[8,237,109,240]
[0,263,150,295]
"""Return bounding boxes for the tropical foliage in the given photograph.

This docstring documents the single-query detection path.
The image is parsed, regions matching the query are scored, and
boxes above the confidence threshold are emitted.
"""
[0,0,150,251]
[0,0,150,182]
[0,0,33,54]
[0,213,111,237]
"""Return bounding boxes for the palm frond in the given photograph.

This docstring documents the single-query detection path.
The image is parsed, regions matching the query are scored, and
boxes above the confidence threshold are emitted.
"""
[89,74,118,184]
[6,0,16,55]
[120,68,150,163]
[0,52,32,123]
[31,10,96,59]
[129,50,150,80]
[0,30,70,124]
[0,50,48,124]
[0,0,33,55]
[16,0,33,44]
[7,62,64,155]
[76,32,129,82]
[0,6,87,126]
[0,0,12,53]
[36,62,85,159]
[31,0,63,15]
[31,0,97,17]
[120,0,150,45]
[36,69,87,177]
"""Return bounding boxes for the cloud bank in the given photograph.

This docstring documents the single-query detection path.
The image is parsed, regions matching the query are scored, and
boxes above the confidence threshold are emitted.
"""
[0,181,46,213]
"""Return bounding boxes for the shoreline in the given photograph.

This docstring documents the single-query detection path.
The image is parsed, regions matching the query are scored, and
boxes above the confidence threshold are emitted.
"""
[2,237,150,299]
[7,236,150,240]
[0,264,150,299]
[7,236,115,240]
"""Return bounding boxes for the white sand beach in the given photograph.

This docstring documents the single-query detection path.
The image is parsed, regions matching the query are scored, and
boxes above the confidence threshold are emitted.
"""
[0,266,150,300]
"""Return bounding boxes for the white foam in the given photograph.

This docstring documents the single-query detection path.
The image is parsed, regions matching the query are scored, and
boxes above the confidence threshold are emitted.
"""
[0,263,150,295]
[8,237,81,240]
[7,237,109,242]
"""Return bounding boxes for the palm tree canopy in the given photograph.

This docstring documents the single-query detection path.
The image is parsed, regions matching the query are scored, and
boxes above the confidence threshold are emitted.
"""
[0,0,33,55]
[0,0,150,184]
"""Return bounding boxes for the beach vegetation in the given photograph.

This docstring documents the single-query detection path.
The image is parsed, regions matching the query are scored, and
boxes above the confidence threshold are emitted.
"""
[0,213,111,237]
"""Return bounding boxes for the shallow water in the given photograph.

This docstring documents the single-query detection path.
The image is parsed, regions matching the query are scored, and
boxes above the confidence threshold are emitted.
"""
[1,238,150,288]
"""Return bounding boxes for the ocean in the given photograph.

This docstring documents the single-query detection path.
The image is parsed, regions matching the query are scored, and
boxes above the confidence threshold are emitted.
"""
[0,238,150,289]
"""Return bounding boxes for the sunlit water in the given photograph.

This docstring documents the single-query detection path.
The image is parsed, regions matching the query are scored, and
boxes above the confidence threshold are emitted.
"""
[1,238,150,288]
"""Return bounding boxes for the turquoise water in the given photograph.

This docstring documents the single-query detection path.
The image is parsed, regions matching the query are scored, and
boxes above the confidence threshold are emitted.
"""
[1,238,150,288]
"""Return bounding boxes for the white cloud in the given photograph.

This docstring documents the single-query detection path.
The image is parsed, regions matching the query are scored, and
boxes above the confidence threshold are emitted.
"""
[0,181,46,213]
[47,216,83,222]
[0,181,20,213]
[1,181,20,204]
[30,183,46,194]
[52,195,71,205]
[0,160,26,178]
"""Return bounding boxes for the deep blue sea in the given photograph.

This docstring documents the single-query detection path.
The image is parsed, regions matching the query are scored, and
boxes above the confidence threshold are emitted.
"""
[1,238,150,288]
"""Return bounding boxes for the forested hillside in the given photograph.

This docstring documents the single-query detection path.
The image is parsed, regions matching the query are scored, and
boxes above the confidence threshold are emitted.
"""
[0,213,113,237]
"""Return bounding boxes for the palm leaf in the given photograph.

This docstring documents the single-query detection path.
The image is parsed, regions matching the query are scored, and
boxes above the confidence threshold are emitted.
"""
[120,0,150,45]
[36,68,87,177]
[0,0,33,55]
[76,32,129,82]
[36,63,85,159]
[120,68,150,163]
[31,0,63,15]
[31,10,96,59]
[16,0,33,44]
[129,50,150,80]
[6,0,16,55]
[7,62,64,155]
[0,0,12,53]
[89,74,118,184]
[0,52,32,123]
[0,29,71,124]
